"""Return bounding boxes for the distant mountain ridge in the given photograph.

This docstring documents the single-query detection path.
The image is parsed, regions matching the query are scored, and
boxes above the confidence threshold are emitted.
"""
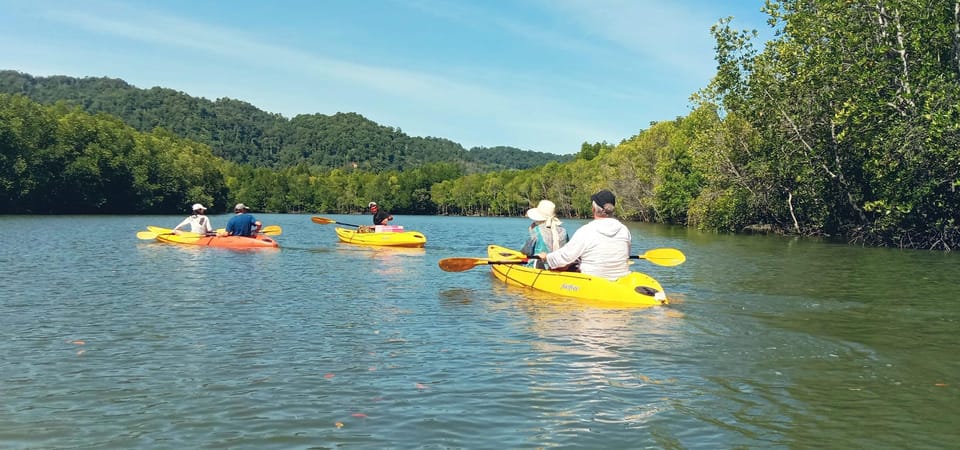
[0,70,571,172]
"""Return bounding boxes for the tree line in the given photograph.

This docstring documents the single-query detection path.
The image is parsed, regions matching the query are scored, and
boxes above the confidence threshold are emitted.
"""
[0,93,466,215]
[0,70,571,171]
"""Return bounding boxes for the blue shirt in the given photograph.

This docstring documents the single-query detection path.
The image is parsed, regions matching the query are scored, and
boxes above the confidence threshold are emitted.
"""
[226,213,258,236]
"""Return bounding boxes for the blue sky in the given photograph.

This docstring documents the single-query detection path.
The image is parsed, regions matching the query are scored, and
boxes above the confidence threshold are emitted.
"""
[0,0,771,155]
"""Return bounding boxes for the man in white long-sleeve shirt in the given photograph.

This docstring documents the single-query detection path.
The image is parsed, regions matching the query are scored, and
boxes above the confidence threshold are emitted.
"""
[537,190,631,280]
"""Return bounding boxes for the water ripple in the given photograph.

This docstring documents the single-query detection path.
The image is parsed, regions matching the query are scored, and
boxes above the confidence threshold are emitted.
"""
[0,215,957,448]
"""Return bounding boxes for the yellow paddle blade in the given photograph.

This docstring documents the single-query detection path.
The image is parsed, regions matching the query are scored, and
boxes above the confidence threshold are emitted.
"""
[639,248,686,266]
[137,230,200,239]
[261,225,282,235]
[213,226,280,236]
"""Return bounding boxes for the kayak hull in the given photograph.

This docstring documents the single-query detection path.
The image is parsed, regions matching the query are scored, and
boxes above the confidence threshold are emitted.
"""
[147,226,279,249]
[486,245,667,307]
[334,227,426,248]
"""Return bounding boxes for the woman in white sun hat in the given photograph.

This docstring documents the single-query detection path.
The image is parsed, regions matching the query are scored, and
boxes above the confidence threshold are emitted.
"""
[172,203,215,235]
[520,199,568,268]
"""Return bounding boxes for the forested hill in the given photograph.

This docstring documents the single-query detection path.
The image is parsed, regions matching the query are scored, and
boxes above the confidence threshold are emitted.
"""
[0,70,571,172]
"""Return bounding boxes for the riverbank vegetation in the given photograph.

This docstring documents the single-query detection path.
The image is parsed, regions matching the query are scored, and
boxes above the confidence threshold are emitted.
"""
[2,1,958,249]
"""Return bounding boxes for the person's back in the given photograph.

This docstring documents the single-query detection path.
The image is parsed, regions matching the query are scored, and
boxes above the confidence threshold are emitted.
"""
[561,218,630,279]
[226,203,261,237]
[541,190,631,280]
[523,223,568,255]
[520,200,568,269]
[173,203,214,235]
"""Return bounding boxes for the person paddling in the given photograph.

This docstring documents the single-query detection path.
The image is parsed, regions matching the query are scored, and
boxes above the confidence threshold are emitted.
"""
[225,203,262,237]
[358,201,394,233]
[537,190,631,280]
[172,203,214,236]
[369,201,393,225]
[520,199,568,269]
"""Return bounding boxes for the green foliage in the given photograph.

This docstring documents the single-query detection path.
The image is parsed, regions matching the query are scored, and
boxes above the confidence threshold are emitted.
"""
[0,71,568,172]
[696,0,960,249]
[0,94,228,214]
[576,141,612,161]
[468,146,573,170]
[687,186,753,232]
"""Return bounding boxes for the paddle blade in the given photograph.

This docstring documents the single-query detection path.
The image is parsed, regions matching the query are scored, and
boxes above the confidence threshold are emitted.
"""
[438,257,485,272]
[638,248,686,266]
[213,226,279,236]
[311,216,336,225]
[439,257,531,272]
[261,225,282,236]
[139,230,198,240]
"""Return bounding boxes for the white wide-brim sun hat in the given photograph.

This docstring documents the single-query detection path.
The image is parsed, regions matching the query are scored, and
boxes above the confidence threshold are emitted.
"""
[526,200,557,222]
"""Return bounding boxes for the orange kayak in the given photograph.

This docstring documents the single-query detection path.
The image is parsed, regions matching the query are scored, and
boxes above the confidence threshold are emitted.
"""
[147,226,279,249]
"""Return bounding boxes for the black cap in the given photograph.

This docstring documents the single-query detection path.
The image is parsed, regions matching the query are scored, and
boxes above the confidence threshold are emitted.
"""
[591,190,616,207]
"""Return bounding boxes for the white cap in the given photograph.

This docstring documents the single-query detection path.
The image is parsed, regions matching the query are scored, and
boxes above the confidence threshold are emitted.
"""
[192,203,206,211]
[369,202,377,207]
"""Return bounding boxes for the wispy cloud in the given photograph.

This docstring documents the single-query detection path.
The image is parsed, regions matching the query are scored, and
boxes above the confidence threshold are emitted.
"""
[398,0,717,76]
[541,0,719,75]
[389,0,717,102]
[40,2,567,118]
[3,0,742,151]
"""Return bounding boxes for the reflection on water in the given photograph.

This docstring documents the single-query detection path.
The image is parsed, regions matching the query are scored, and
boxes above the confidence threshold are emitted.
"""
[0,215,957,449]
[332,244,426,277]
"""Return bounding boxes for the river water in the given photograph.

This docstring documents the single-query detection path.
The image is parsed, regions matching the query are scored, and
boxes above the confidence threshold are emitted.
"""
[1,214,957,449]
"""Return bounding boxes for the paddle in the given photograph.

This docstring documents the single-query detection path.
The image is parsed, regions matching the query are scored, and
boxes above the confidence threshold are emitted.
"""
[261,225,282,235]
[136,231,161,240]
[214,225,283,236]
[136,230,200,240]
[438,248,686,272]
[311,216,363,228]
[438,257,529,272]
[137,225,282,240]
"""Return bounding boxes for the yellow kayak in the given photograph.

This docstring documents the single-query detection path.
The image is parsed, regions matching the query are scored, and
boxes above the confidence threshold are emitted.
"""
[334,227,426,248]
[486,245,668,307]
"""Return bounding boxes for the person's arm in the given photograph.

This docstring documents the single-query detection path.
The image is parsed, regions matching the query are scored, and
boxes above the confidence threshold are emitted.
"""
[542,231,587,269]
[172,217,191,233]
[521,226,540,256]
[521,235,537,256]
